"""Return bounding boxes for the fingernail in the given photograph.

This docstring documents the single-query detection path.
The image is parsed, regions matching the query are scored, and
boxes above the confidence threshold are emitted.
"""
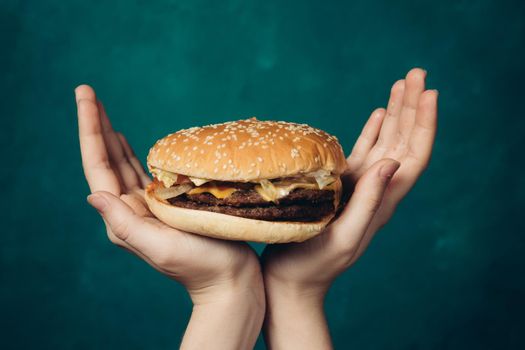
[87,194,108,213]
[434,89,439,96]
[379,161,400,180]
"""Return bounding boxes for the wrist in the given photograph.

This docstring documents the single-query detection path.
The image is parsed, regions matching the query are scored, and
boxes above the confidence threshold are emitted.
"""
[263,275,332,349]
[182,263,266,350]
[264,272,328,306]
[188,256,265,306]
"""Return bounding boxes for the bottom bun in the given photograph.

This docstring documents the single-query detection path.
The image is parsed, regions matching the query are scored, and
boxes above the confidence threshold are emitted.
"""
[144,189,334,243]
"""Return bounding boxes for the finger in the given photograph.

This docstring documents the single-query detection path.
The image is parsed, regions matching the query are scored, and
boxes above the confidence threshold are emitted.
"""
[98,101,141,191]
[330,159,400,251]
[87,193,175,277]
[346,108,385,172]
[375,80,405,150]
[349,88,437,266]
[121,192,154,217]
[76,85,121,194]
[405,89,438,172]
[379,90,438,210]
[117,132,152,188]
[87,191,182,265]
[398,68,426,143]
[349,173,404,263]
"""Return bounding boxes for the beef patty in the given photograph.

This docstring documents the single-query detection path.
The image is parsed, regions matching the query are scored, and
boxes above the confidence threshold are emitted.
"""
[186,188,334,207]
[168,188,335,221]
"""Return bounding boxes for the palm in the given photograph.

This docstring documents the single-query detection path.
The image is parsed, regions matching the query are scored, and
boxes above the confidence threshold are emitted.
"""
[262,68,438,289]
[76,85,257,295]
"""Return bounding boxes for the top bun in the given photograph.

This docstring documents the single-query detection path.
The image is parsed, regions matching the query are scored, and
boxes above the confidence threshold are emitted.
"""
[147,117,346,181]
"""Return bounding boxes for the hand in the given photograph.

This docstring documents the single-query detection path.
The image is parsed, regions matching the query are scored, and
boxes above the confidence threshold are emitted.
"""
[262,68,438,349]
[76,85,264,349]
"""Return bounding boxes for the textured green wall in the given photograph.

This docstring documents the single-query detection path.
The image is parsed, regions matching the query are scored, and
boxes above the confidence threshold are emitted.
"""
[2,0,524,349]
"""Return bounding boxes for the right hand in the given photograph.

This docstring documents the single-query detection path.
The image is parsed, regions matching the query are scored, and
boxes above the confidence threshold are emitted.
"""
[261,68,437,349]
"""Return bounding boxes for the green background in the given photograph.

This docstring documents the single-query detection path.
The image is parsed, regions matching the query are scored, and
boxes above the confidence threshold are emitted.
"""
[2,0,524,348]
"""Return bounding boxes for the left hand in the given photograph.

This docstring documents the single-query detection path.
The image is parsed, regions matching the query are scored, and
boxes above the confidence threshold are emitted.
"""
[76,85,264,349]
[262,68,438,349]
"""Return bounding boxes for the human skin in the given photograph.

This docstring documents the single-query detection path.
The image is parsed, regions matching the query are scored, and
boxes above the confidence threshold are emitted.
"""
[76,67,436,349]
[75,86,265,350]
[262,68,438,349]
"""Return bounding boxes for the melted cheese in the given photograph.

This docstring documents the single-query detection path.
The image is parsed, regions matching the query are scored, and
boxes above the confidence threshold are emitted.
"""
[187,185,238,199]
[255,178,342,203]
[187,178,342,203]
[255,181,318,202]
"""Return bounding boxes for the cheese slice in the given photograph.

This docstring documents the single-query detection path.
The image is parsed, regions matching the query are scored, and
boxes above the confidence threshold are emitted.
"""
[187,185,238,199]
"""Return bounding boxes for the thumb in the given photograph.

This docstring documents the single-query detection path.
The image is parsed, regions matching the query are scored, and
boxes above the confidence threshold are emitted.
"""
[87,191,143,241]
[87,191,182,266]
[331,159,400,248]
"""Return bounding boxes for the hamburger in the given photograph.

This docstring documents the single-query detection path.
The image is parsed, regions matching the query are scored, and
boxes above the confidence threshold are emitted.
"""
[144,117,347,243]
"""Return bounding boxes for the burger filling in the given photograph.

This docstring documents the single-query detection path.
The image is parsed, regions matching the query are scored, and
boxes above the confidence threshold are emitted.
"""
[148,167,342,222]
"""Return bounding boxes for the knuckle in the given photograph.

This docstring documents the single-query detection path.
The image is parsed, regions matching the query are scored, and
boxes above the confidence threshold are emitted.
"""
[339,242,359,261]
[365,196,382,213]
[107,232,122,246]
[152,250,176,268]
[112,219,130,240]
[354,186,383,214]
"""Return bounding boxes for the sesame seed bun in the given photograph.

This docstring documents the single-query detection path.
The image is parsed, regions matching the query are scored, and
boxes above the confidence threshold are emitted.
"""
[145,187,335,243]
[145,117,346,243]
[147,117,346,181]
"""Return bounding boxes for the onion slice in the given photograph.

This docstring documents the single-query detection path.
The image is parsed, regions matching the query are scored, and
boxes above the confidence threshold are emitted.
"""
[309,169,336,189]
[189,177,210,186]
[154,183,193,200]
